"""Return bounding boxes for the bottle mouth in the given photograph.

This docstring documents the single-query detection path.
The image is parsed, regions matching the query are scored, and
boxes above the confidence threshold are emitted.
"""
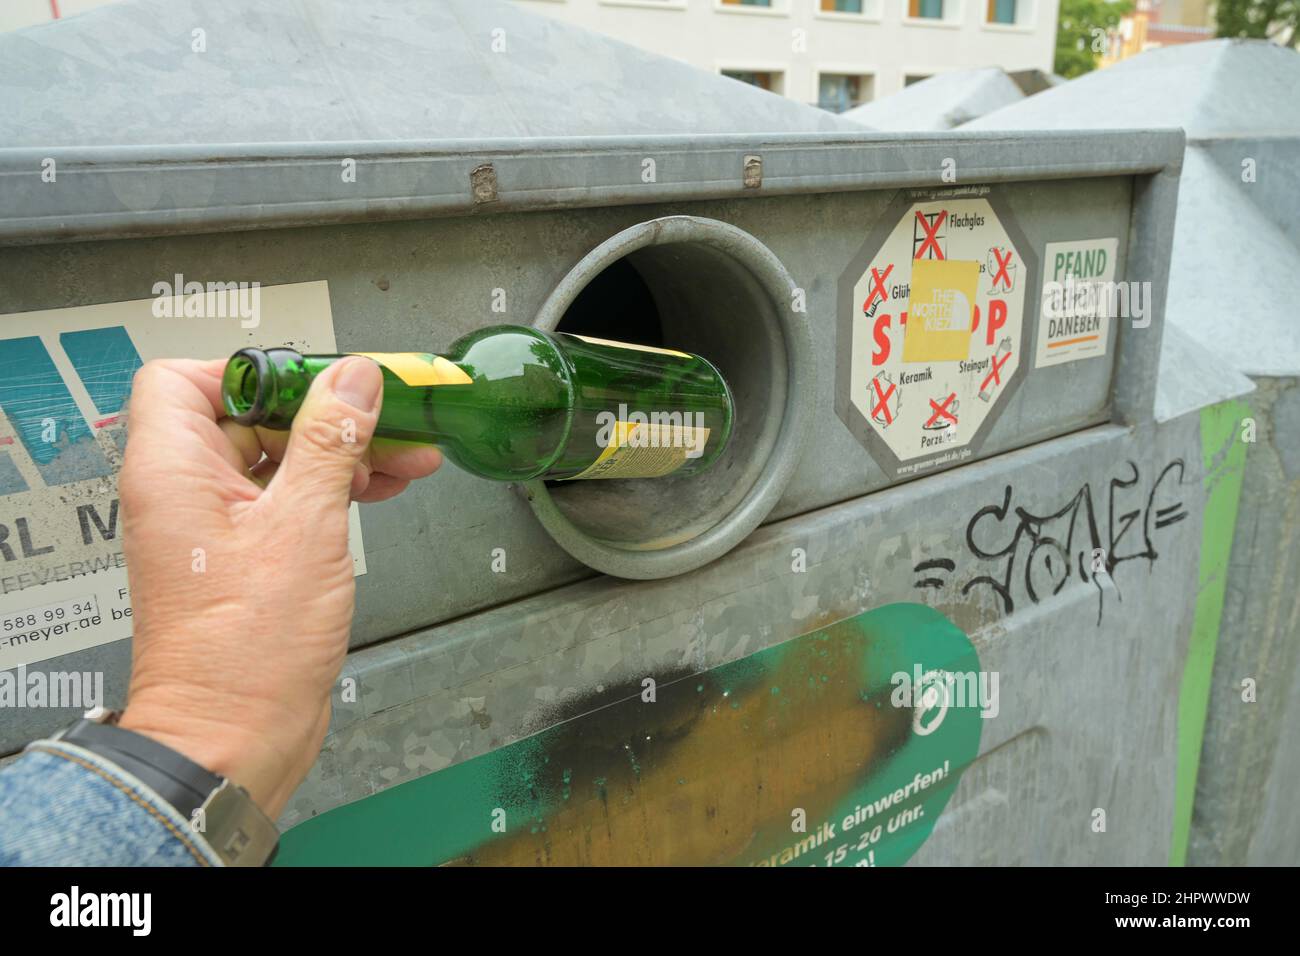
[222,348,272,425]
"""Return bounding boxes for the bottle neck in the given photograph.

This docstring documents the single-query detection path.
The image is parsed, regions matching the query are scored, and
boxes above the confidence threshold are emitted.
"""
[223,348,468,444]
[222,347,322,429]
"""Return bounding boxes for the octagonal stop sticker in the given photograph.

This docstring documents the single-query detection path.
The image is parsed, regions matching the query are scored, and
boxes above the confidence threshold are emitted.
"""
[836,190,1034,479]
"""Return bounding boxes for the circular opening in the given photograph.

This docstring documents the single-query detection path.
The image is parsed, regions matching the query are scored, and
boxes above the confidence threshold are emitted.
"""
[524,216,812,579]
[545,242,780,548]
[555,257,664,348]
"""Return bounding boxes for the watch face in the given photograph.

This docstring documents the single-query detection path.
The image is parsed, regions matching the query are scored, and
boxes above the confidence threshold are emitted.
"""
[202,781,280,867]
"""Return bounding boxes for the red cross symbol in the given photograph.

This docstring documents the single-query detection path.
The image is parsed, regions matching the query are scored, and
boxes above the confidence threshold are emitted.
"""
[991,248,1013,289]
[926,392,958,427]
[863,263,894,313]
[981,350,1013,393]
[870,377,896,425]
[915,211,947,260]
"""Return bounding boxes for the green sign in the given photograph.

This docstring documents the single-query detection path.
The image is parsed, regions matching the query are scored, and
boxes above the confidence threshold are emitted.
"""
[279,602,984,866]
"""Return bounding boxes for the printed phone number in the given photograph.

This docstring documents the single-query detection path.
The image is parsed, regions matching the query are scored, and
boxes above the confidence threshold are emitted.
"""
[1,597,101,647]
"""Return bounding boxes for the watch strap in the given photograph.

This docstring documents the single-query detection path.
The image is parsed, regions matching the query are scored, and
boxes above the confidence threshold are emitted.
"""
[59,719,220,819]
[56,718,279,866]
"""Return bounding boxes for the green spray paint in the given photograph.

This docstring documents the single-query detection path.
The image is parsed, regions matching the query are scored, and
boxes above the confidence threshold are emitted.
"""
[277,603,983,867]
[1169,399,1250,866]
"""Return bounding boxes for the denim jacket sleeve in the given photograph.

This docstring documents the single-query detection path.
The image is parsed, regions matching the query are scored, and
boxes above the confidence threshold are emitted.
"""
[0,739,224,866]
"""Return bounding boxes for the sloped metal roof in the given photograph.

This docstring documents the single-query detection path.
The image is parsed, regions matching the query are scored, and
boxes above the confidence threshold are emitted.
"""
[1156,322,1255,424]
[1166,148,1300,378]
[0,0,856,146]
[970,39,1300,380]
[841,68,1024,132]
[1006,69,1065,96]
[966,39,1300,139]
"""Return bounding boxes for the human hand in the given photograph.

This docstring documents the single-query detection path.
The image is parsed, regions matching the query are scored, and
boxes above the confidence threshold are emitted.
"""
[115,356,441,819]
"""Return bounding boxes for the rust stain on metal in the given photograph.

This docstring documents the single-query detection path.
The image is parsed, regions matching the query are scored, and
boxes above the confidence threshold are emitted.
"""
[471,163,499,204]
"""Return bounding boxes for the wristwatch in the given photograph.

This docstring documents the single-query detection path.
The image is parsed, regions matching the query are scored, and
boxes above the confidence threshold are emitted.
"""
[53,709,280,866]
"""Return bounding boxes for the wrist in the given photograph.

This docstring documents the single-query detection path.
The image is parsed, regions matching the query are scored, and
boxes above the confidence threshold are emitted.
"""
[118,698,297,819]
[55,713,283,866]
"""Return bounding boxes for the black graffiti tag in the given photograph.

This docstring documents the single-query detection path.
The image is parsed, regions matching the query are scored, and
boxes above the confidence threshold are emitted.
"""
[913,459,1188,624]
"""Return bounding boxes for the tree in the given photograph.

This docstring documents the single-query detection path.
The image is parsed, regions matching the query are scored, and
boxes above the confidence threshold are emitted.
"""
[1055,0,1134,78]
[1214,0,1299,45]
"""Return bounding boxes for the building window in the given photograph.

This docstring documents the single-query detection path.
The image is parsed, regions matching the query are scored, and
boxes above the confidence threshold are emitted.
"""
[818,73,873,112]
[716,0,790,13]
[987,0,1016,22]
[723,70,784,93]
[903,73,931,86]
[908,0,944,17]
[821,0,865,10]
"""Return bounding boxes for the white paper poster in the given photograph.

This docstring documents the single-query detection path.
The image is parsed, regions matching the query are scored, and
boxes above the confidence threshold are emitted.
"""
[0,280,364,670]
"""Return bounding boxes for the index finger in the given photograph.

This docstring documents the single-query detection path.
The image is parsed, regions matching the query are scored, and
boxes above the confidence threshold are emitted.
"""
[123,358,243,475]
[125,358,229,429]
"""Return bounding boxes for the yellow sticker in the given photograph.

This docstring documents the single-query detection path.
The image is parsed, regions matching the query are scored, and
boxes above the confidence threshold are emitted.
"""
[569,334,690,359]
[566,420,712,480]
[352,352,472,387]
[903,259,978,363]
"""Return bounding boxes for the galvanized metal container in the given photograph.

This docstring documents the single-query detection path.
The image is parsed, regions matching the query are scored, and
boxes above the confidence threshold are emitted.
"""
[0,0,1254,866]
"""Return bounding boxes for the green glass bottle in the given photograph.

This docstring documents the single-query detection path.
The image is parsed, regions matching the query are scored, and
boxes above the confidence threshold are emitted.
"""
[221,325,734,482]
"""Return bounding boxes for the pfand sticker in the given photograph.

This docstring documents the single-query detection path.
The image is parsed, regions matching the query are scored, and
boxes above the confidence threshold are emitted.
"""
[836,189,1034,480]
[1035,237,1118,368]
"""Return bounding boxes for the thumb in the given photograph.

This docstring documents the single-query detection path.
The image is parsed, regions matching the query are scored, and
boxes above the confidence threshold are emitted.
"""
[270,356,383,511]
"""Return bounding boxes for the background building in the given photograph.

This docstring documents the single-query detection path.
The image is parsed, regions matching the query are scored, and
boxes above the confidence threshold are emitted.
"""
[515,0,1059,110]
[1101,0,1215,67]
[3,0,1060,110]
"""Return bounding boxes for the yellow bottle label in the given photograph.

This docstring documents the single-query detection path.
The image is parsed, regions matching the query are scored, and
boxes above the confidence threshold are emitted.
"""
[566,420,712,480]
[352,353,472,387]
[569,334,691,359]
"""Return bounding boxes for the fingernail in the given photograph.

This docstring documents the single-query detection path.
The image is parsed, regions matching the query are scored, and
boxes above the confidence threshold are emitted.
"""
[333,357,382,412]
